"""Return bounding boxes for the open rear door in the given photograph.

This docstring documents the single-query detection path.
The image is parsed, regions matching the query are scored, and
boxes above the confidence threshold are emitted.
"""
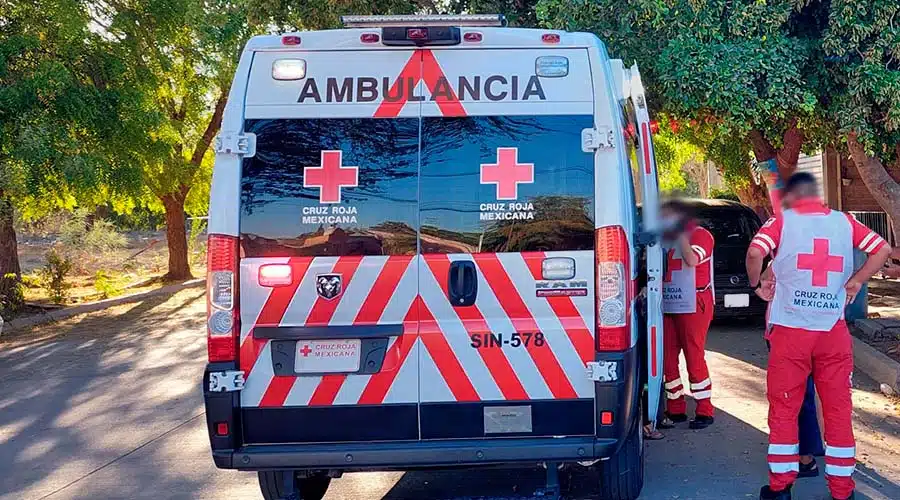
[629,64,665,429]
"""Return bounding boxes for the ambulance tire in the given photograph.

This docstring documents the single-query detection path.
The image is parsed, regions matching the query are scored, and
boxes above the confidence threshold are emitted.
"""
[595,416,644,500]
[257,470,331,500]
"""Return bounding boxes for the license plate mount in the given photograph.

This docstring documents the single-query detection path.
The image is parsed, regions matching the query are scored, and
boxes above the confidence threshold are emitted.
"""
[295,339,361,374]
[724,293,750,308]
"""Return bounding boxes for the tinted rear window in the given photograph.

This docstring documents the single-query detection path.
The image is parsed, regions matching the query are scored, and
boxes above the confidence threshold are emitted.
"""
[240,118,418,257]
[419,115,595,253]
[696,207,759,245]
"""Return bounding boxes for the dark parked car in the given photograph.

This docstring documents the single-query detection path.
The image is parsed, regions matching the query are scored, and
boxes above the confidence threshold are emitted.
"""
[686,199,768,319]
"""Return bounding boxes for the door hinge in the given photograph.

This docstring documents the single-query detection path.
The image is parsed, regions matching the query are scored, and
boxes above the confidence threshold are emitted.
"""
[209,370,245,392]
[214,132,256,157]
[586,361,619,382]
[581,127,615,152]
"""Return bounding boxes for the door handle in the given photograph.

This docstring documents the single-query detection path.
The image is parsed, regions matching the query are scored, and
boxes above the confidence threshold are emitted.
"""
[448,260,477,307]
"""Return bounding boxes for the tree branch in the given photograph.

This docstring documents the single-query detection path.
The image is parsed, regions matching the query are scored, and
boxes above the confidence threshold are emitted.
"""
[747,129,776,163]
[775,119,803,179]
[190,87,229,168]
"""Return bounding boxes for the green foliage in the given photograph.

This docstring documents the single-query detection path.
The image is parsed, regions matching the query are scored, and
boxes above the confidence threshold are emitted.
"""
[39,249,73,305]
[652,120,704,193]
[60,210,128,253]
[0,273,25,316]
[188,217,208,267]
[823,0,900,158]
[709,187,740,202]
[93,270,123,299]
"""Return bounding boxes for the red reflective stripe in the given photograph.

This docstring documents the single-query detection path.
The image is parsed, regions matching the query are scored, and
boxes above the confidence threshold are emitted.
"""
[259,376,295,407]
[522,253,594,363]
[424,256,527,400]
[641,123,651,174]
[475,254,577,399]
[373,50,467,118]
[651,326,658,377]
[825,456,856,467]
[240,258,313,373]
[421,50,466,117]
[354,256,413,324]
[374,51,420,118]
[308,374,346,406]
[357,300,419,405]
[305,256,364,325]
[767,454,801,463]
[297,256,365,406]
[419,300,480,402]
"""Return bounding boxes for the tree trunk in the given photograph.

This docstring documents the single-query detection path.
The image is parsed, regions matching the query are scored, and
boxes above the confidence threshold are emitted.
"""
[0,196,23,312]
[734,179,773,220]
[161,192,192,280]
[846,133,900,244]
[748,122,804,181]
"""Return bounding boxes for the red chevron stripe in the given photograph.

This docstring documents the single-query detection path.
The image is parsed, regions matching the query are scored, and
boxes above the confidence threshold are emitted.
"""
[424,256,527,400]
[419,300,480,402]
[474,253,577,399]
[358,299,419,405]
[240,257,312,374]
[308,256,411,406]
[522,252,594,363]
[283,256,364,407]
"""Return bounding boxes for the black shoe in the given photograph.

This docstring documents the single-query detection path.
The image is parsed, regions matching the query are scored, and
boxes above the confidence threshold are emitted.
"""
[759,485,792,500]
[833,492,854,500]
[689,415,714,429]
[658,413,687,429]
[798,458,819,478]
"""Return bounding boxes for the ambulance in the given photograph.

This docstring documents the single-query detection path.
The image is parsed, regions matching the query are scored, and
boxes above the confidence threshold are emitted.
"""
[203,14,664,500]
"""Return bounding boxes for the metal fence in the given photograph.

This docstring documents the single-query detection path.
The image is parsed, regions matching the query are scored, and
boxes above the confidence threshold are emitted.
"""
[849,211,895,246]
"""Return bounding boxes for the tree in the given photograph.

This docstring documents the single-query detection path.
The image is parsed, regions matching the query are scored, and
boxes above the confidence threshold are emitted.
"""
[0,0,137,309]
[824,0,900,243]
[536,0,831,215]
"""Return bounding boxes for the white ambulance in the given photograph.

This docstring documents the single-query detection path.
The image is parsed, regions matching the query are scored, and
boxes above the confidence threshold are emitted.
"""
[203,14,664,500]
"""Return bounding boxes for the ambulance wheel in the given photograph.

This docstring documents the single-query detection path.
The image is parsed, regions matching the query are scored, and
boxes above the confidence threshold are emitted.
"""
[257,470,331,500]
[595,417,644,500]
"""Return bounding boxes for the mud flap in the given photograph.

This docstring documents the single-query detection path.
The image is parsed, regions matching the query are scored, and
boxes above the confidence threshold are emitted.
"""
[629,64,664,430]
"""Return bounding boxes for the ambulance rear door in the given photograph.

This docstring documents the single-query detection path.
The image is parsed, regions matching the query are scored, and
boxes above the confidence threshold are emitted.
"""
[416,44,598,439]
[236,44,422,445]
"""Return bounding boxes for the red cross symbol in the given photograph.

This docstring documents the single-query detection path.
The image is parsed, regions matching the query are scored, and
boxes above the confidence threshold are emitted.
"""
[797,238,844,287]
[299,344,312,357]
[664,248,682,283]
[303,150,358,204]
[480,148,534,200]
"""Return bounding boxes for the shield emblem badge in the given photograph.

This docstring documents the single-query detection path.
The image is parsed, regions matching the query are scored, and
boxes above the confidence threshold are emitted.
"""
[316,274,342,300]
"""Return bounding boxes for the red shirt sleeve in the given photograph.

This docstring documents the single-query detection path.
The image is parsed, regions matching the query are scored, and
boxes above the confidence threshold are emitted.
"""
[845,213,887,254]
[751,216,782,256]
[689,227,714,264]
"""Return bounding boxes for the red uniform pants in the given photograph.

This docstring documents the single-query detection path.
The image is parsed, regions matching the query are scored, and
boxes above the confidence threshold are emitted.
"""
[767,322,855,499]
[663,289,714,417]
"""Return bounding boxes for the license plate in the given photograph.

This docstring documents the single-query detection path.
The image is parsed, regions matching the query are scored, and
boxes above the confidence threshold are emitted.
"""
[724,293,750,308]
[295,339,361,374]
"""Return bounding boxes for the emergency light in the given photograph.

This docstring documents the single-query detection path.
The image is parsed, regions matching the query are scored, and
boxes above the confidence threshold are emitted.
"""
[341,14,506,28]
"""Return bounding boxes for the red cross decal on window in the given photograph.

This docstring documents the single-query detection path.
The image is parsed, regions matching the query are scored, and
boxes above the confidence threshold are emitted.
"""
[664,248,682,283]
[797,238,844,287]
[304,150,358,204]
[299,344,312,357]
[480,148,534,200]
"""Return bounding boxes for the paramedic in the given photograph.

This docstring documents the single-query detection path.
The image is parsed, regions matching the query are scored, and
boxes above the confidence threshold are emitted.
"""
[659,199,716,430]
[747,172,890,500]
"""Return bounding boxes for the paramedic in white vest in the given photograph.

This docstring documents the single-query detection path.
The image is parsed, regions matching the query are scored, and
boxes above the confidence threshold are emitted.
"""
[658,199,716,430]
[747,172,890,500]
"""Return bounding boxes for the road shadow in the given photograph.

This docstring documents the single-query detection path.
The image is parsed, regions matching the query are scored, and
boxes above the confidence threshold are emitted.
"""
[0,289,209,499]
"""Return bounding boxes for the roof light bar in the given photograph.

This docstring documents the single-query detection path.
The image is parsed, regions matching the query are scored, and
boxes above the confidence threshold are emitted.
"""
[341,14,506,28]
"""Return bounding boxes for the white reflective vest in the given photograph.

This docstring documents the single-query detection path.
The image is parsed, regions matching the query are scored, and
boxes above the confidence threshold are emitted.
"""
[663,244,697,314]
[769,210,853,331]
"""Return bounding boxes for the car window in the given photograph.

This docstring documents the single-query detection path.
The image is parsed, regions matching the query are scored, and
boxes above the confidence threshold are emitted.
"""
[695,208,759,245]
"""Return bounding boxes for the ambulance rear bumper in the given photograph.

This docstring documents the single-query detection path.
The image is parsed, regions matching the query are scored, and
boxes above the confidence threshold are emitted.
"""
[213,436,618,471]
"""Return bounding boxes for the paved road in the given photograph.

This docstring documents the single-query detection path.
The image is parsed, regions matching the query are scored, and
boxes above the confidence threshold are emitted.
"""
[2,289,899,500]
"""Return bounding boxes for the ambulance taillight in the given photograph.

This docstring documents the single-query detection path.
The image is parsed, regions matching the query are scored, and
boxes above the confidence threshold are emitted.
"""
[595,225,631,351]
[207,234,239,362]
